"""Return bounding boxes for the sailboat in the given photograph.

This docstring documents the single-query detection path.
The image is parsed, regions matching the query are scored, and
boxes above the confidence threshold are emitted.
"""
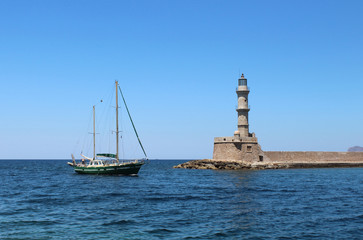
[67,80,147,175]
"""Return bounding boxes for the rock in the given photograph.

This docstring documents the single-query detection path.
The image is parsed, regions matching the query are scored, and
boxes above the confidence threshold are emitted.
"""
[173,158,363,170]
[348,146,363,152]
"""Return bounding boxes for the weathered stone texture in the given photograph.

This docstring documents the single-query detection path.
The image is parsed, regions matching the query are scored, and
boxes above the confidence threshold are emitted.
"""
[213,142,266,163]
[264,151,363,163]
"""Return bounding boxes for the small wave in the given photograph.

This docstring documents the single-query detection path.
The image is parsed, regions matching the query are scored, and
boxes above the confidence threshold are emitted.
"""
[0,211,19,216]
[147,228,176,234]
[144,195,206,202]
[19,197,69,206]
[102,219,135,226]
[3,220,57,227]
[214,232,227,237]
[328,214,363,223]
[19,198,47,204]
[0,192,21,197]
[104,192,124,197]
[279,189,298,193]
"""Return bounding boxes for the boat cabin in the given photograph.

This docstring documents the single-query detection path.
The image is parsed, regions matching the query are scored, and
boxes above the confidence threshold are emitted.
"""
[90,160,104,166]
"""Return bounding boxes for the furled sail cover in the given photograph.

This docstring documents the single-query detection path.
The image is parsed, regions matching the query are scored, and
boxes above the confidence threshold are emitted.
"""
[96,153,116,158]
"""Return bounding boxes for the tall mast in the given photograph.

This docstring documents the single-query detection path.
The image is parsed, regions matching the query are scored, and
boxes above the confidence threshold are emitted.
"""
[115,80,119,163]
[93,105,96,160]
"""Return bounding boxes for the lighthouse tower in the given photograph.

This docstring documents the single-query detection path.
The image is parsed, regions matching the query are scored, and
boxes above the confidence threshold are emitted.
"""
[236,73,250,137]
[213,73,266,162]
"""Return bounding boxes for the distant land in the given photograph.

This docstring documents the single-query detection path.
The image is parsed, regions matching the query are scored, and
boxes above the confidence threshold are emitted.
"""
[348,146,363,152]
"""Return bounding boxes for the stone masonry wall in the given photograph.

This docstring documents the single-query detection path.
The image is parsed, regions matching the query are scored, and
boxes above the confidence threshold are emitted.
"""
[264,151,363,163]
[213,142,266,162]
[212,148,363,164]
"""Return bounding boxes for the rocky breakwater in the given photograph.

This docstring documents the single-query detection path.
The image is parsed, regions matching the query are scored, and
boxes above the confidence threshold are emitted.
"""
[173,159,289,170]
[174,155,363,170]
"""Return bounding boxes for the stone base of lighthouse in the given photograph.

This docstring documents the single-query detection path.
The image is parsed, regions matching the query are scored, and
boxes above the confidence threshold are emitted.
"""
[213,135,269,163]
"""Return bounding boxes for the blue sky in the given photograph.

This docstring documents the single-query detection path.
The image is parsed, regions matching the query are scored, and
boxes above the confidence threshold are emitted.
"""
[1,0,362,159]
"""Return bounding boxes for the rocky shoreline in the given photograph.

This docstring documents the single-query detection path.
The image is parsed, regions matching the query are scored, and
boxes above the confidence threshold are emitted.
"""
[173,159,363,170]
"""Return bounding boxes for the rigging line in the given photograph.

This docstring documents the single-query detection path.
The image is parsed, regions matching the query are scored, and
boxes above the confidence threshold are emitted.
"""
[96,85,113,153]
[118,85,148,159]
[108,128,111,154]
[81,109,93,154]
[121,108,125,160]
[117,88,124,160]
[97,84,113,131]
[105,87,114,154]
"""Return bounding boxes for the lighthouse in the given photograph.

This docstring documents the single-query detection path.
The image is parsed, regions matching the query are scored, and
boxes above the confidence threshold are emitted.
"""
[213,73,265,162]
[236,73,250,138]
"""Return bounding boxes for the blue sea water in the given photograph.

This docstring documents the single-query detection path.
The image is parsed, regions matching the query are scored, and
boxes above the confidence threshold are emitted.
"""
[0,160,362,239]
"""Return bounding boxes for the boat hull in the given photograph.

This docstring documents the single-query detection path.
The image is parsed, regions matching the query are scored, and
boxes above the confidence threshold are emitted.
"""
[72,162,144,175]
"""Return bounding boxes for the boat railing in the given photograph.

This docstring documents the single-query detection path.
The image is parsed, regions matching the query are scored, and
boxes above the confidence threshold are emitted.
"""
[100,158,145,166]
[120,159,145,163]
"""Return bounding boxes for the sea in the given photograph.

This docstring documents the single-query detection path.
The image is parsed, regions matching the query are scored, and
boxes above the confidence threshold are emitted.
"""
[0,160,362,240]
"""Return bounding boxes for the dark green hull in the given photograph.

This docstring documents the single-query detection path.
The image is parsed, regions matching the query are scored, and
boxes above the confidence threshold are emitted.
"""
[73,162,144,175]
